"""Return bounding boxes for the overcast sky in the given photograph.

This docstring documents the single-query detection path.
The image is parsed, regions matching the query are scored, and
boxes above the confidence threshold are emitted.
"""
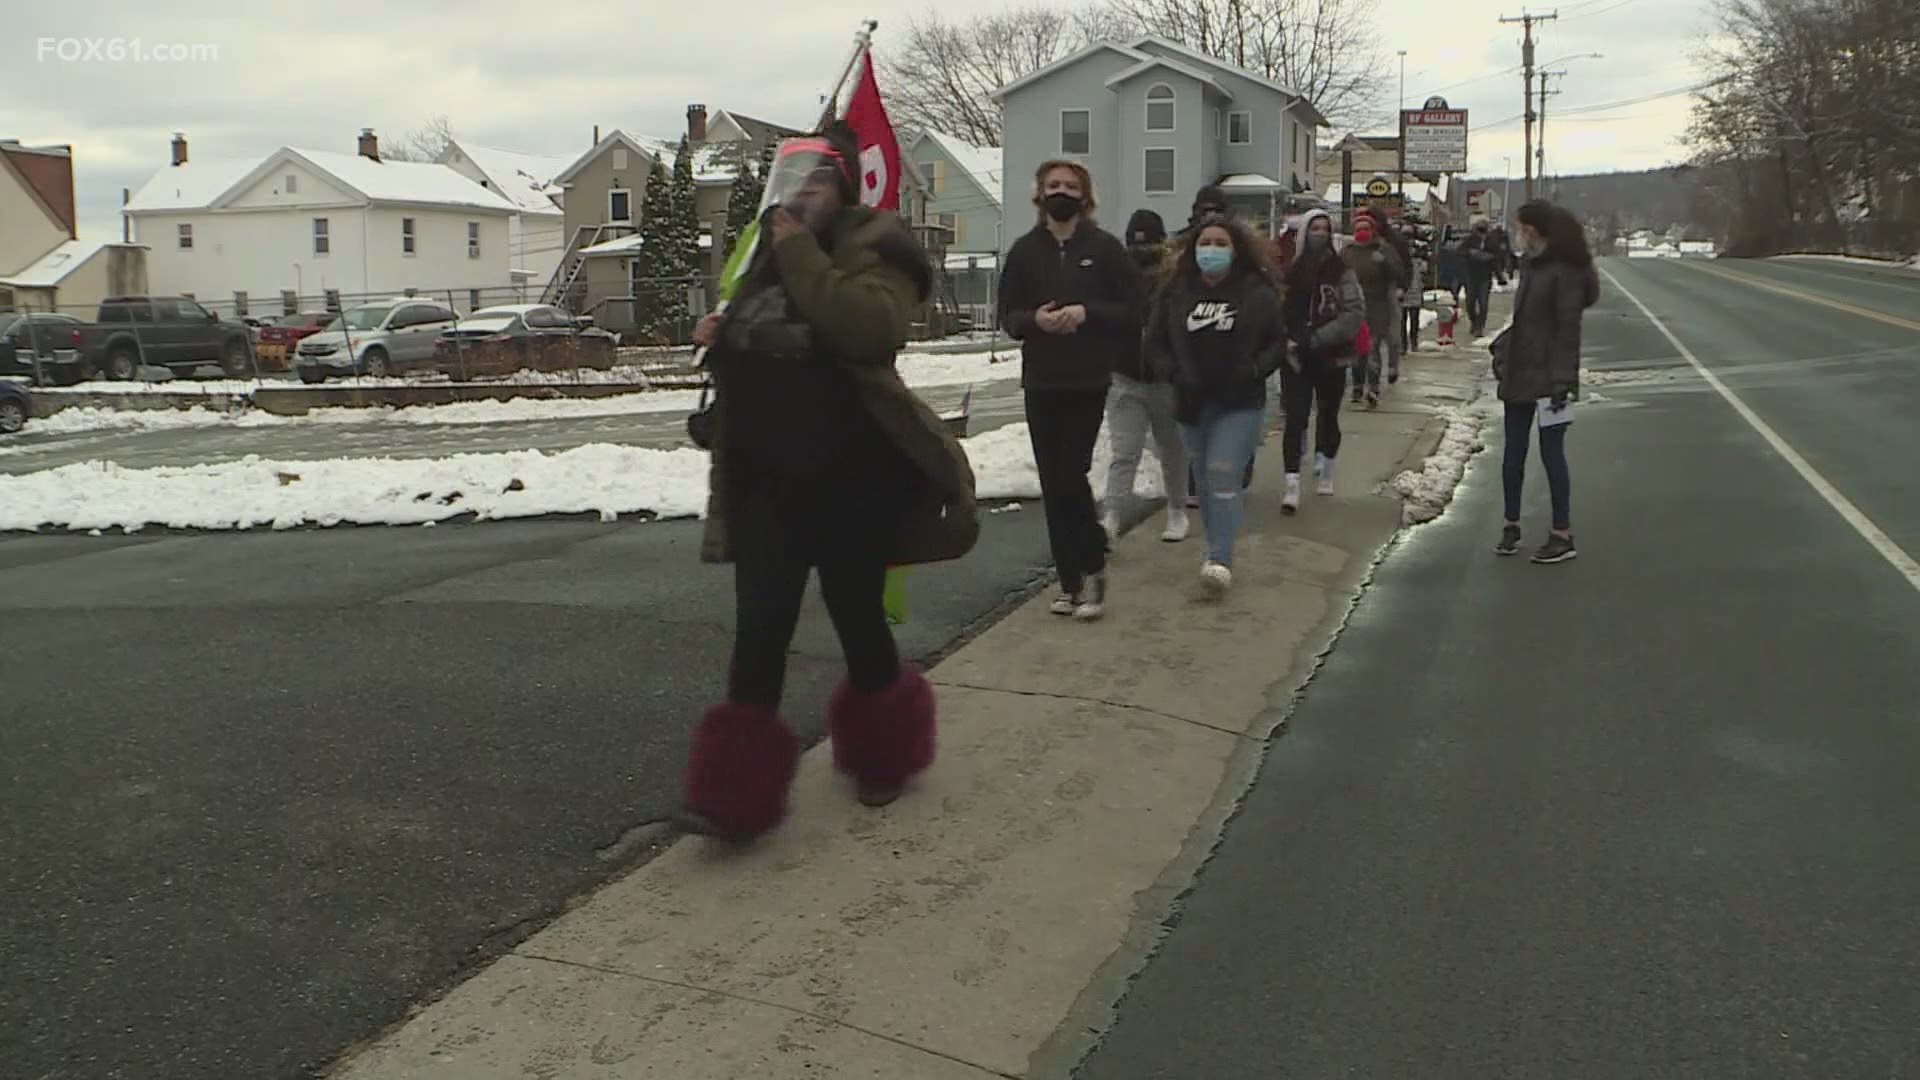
[7,0,1712,242]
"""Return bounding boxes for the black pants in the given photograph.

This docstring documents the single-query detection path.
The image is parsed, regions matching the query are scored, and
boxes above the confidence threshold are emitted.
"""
[1403,306,1422,351]
[730,549,900,708]
[1280,359,1348,473]
[1026,387,1108,593]
[1503,401,1571,531]
[1467,277,1493,334]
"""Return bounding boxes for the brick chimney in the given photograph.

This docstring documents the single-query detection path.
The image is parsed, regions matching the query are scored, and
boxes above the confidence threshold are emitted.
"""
[358,128,379,162]
[688,104,708,143]
[593,124,601,145]
[171,132,187,166]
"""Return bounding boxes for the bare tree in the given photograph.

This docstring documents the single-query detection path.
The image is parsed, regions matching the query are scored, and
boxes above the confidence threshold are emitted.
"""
[881,7,1134,146]
[383,114,457,162]
[1104,0,1388,130]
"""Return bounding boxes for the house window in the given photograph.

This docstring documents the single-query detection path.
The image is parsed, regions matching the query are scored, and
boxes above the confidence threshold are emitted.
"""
[1144,149,1176,194]
[468,222,480,258]
[469,288,482,311]
[937,212,961,246]
[1060,110,1091,155]
[234,291,247,316]
[286,174,297,194]
[1146,84,1175,132]
[177,223,193,250]
[1229,112,1253,145]
[608,187,632,223]
[919,160,942,197]
[612,147,629,172]
[402,217,416,255]
[313,217,330,255]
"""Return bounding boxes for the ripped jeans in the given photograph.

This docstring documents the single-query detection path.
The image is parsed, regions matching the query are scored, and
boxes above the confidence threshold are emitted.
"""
[1179,404,1266,568]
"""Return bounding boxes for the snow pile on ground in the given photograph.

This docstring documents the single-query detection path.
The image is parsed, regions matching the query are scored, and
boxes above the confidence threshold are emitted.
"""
[965,423,1165,502]
[1386,404,1490,526]
[1583,367,1693,387]
[0,445,714,533]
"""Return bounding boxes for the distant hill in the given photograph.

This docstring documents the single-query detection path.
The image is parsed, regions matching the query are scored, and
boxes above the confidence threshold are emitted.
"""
[1463,167,1706,237]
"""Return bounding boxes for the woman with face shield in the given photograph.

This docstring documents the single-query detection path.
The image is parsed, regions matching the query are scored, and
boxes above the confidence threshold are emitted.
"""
[680,124,980,841]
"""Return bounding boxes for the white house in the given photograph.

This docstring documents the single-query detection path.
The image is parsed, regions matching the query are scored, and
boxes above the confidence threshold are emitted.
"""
[438,141,571,295]
[125,131,519,313]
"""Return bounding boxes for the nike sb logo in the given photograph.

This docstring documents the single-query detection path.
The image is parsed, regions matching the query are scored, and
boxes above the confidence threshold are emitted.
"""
[1186,302,1238,332]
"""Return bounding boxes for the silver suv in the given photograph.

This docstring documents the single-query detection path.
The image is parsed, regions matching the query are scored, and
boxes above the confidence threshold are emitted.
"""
[294,298,458,383]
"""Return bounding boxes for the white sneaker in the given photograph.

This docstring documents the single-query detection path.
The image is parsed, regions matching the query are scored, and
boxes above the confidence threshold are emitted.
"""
[1073,573,1107,621]
[1317,458,1336,497]
[1050,590,1081,616]
[1161,508,1190,542]
[1282,473,1302,515]
[1313,452,1328,480]
[1200,562,1232,595]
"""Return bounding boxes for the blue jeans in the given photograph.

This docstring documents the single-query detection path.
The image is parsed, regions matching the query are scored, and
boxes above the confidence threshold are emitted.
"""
[1503,401,1571,530]
[1180,405,1266,567]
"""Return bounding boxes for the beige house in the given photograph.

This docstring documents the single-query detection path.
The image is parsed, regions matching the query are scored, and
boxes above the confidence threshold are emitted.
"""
[0,139,149,315]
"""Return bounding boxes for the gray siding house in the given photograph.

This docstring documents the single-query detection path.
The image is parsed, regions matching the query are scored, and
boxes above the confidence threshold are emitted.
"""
[902,130,1003,256]
[991,36,1329,239]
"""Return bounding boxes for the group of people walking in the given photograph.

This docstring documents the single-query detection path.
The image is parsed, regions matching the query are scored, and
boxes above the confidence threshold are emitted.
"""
[673,123,1595,841]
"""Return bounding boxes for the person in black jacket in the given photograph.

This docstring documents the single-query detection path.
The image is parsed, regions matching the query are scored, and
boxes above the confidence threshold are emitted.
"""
[1492,199,1600,565]
[1100,208,1191,545]
[1145,213,1286,596]
[1000,159,1144,621]
[1464,218,1502,337]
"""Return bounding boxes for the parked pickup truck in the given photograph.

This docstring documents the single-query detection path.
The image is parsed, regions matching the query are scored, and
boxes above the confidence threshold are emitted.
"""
[76,296,257,381]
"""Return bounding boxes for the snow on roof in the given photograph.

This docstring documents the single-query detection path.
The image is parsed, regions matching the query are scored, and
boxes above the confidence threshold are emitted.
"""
[1320,178,1446,205]
[125,158,262,212]
[918,132,1001,202]
[580,232,714,256]
[1218,173,1282,191]
[943,252,998,271]
[0,238,109,288]
[450,144,571,215]
[286,149,519,212]
[1104,54,1232,99]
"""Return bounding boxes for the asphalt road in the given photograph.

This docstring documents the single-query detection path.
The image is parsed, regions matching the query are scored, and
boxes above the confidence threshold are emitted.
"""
[0,377,1027,475]
[1075,255,1920,1079]
[0,504,1059,1078]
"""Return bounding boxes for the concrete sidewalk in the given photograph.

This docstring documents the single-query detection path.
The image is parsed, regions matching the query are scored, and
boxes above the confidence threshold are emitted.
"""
[328,345,1487,1080]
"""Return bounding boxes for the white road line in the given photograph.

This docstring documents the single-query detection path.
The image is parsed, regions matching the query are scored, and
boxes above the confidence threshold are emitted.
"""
[1600,262,1920,593]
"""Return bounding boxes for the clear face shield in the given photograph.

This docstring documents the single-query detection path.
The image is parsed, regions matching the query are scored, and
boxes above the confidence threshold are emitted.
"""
[760,137,853,227]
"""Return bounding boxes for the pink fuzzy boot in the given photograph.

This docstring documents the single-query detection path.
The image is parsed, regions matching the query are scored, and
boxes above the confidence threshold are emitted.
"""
[679,702,800,840]
[828,667,937,807]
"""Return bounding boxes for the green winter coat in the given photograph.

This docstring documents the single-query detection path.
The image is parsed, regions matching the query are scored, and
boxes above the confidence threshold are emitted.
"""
[699,208,980,566]
[1341,237,1406,341]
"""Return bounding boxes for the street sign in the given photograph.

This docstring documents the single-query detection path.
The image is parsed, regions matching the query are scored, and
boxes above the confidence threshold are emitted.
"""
[1466,190,1487,215]
[1401,108,1469,173]
[1365,176,1393,198]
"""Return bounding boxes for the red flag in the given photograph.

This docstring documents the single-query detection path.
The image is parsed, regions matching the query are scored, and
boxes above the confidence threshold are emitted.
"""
[843,48,901,212]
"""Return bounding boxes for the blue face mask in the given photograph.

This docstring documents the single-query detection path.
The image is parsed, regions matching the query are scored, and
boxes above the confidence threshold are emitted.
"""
[1195,246,1233,276]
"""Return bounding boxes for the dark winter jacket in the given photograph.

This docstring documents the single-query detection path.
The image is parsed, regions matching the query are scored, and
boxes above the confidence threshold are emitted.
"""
[1284,254,1366,366]
[1494,252,1600,403]
[702,207,979,566]
[1145,266,1287,423]
[1465,231,1507,284]
[999,220,1145,390]
[1341,237,1405,340]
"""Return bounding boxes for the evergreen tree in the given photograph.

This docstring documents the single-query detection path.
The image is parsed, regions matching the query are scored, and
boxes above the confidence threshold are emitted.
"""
[723,153,765,257]
[637,159,681,337]
[668,135,703,286]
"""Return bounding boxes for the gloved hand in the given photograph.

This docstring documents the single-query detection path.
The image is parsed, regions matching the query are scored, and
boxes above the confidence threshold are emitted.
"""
[1550,391,1569,409]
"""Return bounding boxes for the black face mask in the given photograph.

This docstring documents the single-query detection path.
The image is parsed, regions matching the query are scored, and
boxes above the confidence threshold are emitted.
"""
[1303,233,1332,256]
[1043,193,1083,222]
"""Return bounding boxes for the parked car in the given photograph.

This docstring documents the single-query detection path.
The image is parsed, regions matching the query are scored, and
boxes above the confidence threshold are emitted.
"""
[254,312,332,372]
[75,296,257,381]
[0,379,31,435]
[432,304,617,377]
[0,312,90,385]
[293,298,459,383]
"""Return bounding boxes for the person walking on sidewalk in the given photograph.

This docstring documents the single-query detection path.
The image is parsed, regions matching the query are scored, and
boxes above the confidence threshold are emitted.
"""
[1402,233,1429,354]
[1365,206,1413,386]
[1000,159,1144,620]
[1464,218,1501,338]
[1102,209,1191,545]
[680,126,981,841]
[1492,198,1600,565]
[1279,209,1365,514]
[1145,214,1286,596]
[1341,212,1405,410]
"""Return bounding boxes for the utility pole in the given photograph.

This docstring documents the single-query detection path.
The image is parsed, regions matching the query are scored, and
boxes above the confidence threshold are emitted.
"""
[1397,50,1408,198]
[1499,9,1557,202]
[1537,70,1564,191]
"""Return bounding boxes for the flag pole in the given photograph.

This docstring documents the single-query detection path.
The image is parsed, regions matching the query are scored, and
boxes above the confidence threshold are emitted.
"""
[692,19,878,369]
